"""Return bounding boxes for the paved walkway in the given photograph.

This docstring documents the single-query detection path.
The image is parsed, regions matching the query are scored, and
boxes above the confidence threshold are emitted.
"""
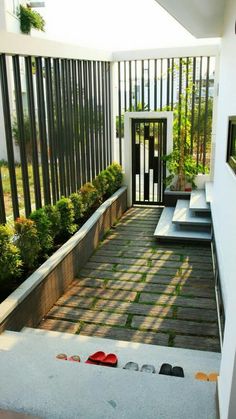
[39,207,220,352]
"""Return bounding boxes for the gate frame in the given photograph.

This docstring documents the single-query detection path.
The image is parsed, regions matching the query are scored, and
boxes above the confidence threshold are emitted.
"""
[123,111,173,207]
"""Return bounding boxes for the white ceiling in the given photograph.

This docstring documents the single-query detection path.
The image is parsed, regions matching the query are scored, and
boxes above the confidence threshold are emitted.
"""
[155,0,225,37]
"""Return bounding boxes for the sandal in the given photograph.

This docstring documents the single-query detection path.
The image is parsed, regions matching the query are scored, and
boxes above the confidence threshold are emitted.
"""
[123,362,139,371]
[86,351,106,365]
[159,363,172,376]
[172,366,184,377]
[68,355,81,362]
[56,353,67,360]
[208,372,219,382]
[140,364,156,373]
[101,353,118,367]
[195,372,208,381]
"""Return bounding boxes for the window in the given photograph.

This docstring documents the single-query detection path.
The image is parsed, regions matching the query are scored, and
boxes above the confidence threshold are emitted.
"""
[227,116,236,174]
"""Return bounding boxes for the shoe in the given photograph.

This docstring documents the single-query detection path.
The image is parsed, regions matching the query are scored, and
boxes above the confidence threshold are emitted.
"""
[208,372,219,382]
[195,371,219,382]
[195,372,208,381]
[101,353,118,367]
[172,366,184,377]
[68,355,81,362]
[159,363,172,376]
[140,364,156,373]
[123,362,139,371]
[86,351,106,365]
[56,353,67,360]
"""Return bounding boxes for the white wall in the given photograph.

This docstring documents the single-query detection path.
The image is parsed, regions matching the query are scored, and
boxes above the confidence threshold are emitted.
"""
[211,0,236,417]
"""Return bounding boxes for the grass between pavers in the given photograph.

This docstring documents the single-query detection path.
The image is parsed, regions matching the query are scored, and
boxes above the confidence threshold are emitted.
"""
[76,278,206,299]
[64,313,218,340]
[55,294,218,324]
[82,263,214,281]
[43,207,218,349]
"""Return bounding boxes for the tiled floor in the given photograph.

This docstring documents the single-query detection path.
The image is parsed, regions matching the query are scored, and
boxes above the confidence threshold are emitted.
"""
[39,207,220,352]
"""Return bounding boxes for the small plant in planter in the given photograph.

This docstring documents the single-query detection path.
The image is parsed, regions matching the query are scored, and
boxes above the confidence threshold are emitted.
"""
[44,204,61,241]
[56,197,77,240]
[30,208,53,255]
[164,149,202,191]
[18,4,45,34]
[69,193,84,226]
[80,183,101,215]
[14,217,40,270]
[0,225,22,283]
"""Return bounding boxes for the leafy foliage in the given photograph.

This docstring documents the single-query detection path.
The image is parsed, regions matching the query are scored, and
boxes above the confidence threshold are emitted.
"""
[93,171,110,198]
[56,197,77,239]
[107,163,123,193]
[80,183,100,213]
[44,205,61,240]
[30,209,53,254]
[93,163,123,198]
[18,5,45,34]
[0,225,22,282]
[162,59,212,190]
[69,193,84,225]
[14,217,40,270]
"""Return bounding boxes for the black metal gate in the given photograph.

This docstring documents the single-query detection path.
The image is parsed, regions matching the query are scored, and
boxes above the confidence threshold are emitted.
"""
[132,119,167,205]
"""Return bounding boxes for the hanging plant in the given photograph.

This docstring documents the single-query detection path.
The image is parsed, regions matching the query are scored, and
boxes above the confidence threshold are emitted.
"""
[18,4,45,34]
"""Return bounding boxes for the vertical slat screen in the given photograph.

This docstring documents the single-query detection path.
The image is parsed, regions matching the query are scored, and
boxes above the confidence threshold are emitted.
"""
[0,54,112,220]
[116,56,215,169]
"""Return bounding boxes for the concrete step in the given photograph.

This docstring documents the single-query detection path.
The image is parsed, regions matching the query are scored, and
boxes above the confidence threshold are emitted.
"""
[154,207,212,242]
[205,182,213,204]
[189,189,210,213]
[0,330,220,419]
[173,200,212,226]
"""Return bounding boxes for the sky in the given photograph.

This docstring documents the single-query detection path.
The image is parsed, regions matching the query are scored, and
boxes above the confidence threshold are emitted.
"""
[35,0,219,51]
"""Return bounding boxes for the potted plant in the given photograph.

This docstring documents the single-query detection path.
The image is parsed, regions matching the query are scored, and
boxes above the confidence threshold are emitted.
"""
[18,4,45,34]
[163,75,205,192]
[164,148,200,192]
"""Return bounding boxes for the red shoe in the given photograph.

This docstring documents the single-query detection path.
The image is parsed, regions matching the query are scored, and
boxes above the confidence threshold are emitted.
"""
[86,351,106,365]
[101,353,118,367]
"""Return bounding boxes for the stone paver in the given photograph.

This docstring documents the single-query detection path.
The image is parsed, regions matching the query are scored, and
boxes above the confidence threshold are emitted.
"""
[131,316,219,337]
[139,293,217,309]
[39,207,220,352]
[48,306,128,326]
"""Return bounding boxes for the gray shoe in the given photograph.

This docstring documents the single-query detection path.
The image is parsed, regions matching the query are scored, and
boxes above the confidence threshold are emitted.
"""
[140,364,156,373]
[123,362,139,371]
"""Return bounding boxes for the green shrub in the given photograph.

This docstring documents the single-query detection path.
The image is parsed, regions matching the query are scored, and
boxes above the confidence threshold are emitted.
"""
[79,182,100,213]
[0,224,22,282]
[107,163,123,192]
[14,217,40,270]
[69,193,84,225]
[30,208,53,254]
[56,197,77,239]
[92,171,109,198]
[44,204,61,240]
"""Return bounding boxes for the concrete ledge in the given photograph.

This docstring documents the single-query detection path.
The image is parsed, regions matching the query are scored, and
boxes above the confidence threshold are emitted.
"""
[0,330,220,419]
[0,186,127,332]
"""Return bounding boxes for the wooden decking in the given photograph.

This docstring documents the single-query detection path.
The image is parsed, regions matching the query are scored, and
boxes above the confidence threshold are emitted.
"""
[39,207,220,352]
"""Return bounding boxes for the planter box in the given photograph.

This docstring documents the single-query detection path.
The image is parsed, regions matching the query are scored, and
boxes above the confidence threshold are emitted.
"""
[0,186,127,334]
[164,189,191,207]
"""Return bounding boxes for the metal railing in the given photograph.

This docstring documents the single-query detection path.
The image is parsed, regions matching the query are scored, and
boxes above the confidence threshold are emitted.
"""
[116,56,215,167]
[0,54,112,222]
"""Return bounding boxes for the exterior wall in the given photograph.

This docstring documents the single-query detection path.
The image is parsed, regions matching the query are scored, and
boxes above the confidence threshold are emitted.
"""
[211,0,236,417]
[5,0,21,33]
